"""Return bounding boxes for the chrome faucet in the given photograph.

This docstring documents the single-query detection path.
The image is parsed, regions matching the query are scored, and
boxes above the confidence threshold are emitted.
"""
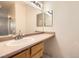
[15,30,23,40]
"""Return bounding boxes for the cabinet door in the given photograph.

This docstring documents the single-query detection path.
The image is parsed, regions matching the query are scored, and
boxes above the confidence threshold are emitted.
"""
[13,49,30,58]
[32,49,43,58]
[25,49,30,58]
[31,42,44,57]
[13,51,26,58]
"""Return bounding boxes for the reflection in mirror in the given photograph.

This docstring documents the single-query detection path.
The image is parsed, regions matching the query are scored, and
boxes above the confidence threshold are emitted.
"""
[44,10,53,27]
[8,16,16,35]
[36,10,53,27]
[0,8,8,35]
[0,2,15,36]
[37,13,43,27]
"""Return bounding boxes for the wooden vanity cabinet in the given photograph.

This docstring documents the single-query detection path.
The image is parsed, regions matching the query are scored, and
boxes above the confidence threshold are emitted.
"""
[12,42,44,58]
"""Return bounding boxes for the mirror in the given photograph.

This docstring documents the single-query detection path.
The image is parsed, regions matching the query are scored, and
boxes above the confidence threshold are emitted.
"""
[8,16,16,35]
[44,10,53,27]
[37,10,53,27]
[0,2,16,36]
[37,12,43,27]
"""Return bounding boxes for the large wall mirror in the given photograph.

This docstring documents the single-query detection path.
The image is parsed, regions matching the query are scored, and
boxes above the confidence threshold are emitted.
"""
[37,10,53,27]
[0,2,16,36]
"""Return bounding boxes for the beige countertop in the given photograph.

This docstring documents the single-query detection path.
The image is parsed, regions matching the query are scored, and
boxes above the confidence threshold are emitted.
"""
[0,33,54,58]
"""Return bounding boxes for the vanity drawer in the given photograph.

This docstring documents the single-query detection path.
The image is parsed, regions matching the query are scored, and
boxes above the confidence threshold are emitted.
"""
[31,42,44,56]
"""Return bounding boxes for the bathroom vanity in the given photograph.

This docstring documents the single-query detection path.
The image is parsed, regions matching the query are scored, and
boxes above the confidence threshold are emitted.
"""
[0,32,55,58]
[12,42,44,58]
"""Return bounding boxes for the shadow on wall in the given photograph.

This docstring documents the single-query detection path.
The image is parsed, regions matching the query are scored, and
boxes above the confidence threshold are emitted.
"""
[44,36,63,58]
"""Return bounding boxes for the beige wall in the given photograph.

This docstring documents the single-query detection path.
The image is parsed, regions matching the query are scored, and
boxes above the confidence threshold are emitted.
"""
[15,2,41,34]
[15,2,27,34]
[44,1,79,57]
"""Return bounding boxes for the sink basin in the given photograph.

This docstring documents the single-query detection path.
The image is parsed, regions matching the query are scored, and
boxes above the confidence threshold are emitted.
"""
[6,37,35,46]
[6,40,27,46]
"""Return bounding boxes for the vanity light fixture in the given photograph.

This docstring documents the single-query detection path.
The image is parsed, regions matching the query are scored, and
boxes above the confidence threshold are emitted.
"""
[48,10,53,15]
[31,1,42,8]
[8,15,12,20]
[24,1,43,10]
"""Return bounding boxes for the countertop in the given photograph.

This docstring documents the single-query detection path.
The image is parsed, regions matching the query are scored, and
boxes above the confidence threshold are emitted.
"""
[0,33,55,58]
